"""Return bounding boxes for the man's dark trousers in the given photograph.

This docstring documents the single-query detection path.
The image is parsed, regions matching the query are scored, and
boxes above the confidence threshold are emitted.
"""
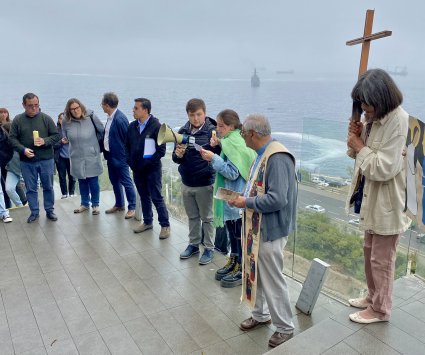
[133,168,169,227]
[107,161,136,210]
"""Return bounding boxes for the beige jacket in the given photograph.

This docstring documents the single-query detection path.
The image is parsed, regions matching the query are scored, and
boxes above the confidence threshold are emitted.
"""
[346,106,410,235]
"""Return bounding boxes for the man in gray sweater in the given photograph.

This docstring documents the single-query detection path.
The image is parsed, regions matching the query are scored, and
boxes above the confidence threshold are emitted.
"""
[9,93,60,223]
[229,114,296,348]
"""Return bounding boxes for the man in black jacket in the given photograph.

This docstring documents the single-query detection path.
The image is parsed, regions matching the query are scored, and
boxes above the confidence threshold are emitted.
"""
[126,98,170,239]
[172,98,220,265]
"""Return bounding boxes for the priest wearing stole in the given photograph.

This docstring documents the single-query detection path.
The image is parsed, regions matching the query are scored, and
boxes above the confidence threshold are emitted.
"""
[229,114,296,348]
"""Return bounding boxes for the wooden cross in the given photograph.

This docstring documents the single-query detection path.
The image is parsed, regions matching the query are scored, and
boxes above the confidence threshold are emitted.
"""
[346,9,392,78]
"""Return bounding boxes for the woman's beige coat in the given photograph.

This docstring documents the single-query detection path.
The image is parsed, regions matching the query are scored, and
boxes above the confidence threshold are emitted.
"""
[346,106,410,235]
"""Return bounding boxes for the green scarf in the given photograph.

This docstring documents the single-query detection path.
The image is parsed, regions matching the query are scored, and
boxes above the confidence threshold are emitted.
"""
[213,129,257,227]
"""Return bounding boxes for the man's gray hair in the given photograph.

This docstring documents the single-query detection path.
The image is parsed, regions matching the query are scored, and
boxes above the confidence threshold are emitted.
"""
[243,113,271,136]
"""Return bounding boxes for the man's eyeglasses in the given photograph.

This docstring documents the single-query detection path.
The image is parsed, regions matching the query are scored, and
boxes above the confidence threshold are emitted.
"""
[240,128,250,137]
[70,106,81,111]
[26,104,39,109]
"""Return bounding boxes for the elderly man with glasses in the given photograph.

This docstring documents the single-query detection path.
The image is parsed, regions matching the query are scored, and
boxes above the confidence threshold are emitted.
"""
[9,93,61,223]
[229,114,296,348]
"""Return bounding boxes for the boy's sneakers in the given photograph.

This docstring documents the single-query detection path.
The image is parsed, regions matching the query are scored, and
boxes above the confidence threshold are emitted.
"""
[1,215,13,223]
[180,245,200,259]
[199,249,214,265]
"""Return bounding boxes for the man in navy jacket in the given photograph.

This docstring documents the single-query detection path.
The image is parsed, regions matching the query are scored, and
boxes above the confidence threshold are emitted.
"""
[101,92,136,219]
[126,98,170,239]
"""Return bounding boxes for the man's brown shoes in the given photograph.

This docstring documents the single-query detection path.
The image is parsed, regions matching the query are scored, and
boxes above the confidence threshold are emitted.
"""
[240,317,293,347]
[125,210,135,219]
[133,223,153,234]
[159,227,170,239]
[240,317,271,331]
[268,331,293,348]
[105,206,125,214]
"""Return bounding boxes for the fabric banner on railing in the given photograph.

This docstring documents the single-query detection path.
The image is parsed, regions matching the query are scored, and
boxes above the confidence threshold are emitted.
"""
[405,116,425,229]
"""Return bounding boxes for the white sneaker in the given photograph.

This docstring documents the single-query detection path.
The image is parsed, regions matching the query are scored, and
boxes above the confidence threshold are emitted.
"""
[61,195,68,199]
[2,215,13,223]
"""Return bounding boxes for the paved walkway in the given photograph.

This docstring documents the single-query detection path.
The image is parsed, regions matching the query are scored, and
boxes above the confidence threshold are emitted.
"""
[1,191,424,354]
[268,276,425,355]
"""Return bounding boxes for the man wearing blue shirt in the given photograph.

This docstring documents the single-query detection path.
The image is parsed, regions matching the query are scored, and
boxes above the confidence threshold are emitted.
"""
[126,98,170,239]
[102,92,137,219]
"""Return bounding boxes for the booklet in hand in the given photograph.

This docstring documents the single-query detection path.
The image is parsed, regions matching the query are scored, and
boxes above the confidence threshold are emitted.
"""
[215,187,240,201]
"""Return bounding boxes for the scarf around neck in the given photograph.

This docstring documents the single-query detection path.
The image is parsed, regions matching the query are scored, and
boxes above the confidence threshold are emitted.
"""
[213,129,256,227]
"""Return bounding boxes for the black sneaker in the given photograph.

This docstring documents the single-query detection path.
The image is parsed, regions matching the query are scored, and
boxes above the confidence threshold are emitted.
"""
[220,263,242,288]
[215,256,236,280]
[27,214,39,223]
[46,212,58,221]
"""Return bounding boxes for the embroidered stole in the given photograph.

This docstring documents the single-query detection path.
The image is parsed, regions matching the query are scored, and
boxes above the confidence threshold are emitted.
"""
[241,141,294,308]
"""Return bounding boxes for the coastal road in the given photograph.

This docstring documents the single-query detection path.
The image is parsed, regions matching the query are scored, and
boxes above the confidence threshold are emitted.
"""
[298,184,425,252]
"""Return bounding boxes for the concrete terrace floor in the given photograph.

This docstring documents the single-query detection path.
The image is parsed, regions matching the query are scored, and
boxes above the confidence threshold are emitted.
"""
[268,275,425,355]
[0,191,424,354]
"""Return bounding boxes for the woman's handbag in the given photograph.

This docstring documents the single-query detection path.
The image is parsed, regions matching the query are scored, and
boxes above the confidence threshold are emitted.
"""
[89,113,105,153]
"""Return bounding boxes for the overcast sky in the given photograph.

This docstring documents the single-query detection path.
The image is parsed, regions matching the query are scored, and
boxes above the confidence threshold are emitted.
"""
[1,0,424,77]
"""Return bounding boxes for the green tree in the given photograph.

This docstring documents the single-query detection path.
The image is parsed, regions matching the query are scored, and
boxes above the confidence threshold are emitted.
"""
[288,211,407,282]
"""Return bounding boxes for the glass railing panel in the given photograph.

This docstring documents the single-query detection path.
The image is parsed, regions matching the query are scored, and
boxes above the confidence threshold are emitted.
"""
[98,160,113,191]
[293,117,409,300]
[405,227,425,278]
[292,118,363,299]
[127,118,413,302]
[161,149,187,223]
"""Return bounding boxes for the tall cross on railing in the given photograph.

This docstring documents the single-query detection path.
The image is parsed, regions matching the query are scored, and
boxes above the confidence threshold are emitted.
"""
[346,9,392,78]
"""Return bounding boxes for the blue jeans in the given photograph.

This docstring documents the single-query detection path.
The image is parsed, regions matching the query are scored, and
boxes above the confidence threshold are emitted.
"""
[1,167,11,208]
[107,161,136,210]
[6,171,24,207]
[134,168,169,227]
[21,159,55,216]
[0,179,10,218]
[78,176,100,207]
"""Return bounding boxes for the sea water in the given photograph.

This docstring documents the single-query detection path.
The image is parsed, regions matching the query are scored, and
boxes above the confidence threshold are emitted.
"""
[1,72,424,178]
